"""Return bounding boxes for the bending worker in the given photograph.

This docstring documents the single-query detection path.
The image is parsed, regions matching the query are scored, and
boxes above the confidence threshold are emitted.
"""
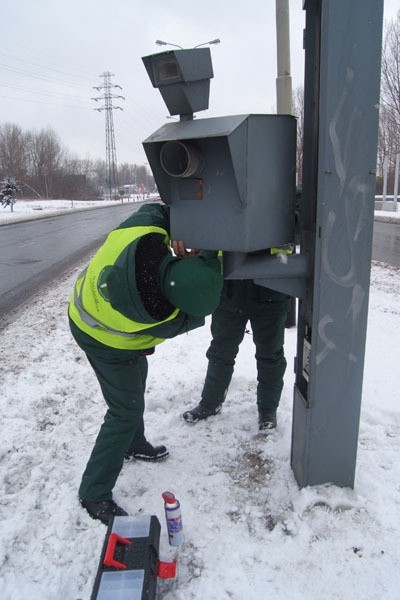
[68,202,223,524]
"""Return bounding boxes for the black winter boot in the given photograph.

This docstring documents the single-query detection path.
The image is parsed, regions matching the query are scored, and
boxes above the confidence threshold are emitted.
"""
[125,440,169,462]
[258,410,277,431]
[80,498,128,525]
[182,402,222,422]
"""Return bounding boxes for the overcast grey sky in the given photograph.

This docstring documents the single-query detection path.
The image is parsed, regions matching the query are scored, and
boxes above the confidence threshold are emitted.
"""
[1,1,398,166]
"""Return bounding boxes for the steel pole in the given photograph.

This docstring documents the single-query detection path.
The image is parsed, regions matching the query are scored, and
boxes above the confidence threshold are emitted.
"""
[275,0,293,114]
[276,0,296,327]
[393,153,399,211]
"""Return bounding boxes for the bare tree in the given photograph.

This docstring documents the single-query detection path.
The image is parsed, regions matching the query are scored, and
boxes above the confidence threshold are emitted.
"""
[60,154,100,199]
[0,123,28,183]
[377,104,400,190]
[381,10,400,117]
[91,159,107,194]
[26,127,65,197]
[377,10,400,188]
[118,162,137,186]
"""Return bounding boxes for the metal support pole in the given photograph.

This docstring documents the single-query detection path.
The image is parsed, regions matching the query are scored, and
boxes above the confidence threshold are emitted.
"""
[291,0,384,488]
[382,154,388,202]
[393,153,399,211]
[275,0,296,327]
[275,0,293,115]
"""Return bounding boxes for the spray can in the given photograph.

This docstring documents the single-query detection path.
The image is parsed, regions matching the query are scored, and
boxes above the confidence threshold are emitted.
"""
[162,491,184,547]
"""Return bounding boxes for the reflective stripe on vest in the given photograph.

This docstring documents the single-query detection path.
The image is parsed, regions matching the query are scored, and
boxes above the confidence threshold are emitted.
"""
[73,267,146,338]
[69,225,179,349]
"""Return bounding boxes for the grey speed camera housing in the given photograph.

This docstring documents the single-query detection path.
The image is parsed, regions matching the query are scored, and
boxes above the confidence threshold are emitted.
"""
[142,48,213,117]
[143,114,296,252]
[142,48,296,253]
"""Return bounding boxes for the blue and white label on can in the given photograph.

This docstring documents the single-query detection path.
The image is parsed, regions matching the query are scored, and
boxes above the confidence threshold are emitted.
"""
[165,507,184,546]
[168,515,182,535]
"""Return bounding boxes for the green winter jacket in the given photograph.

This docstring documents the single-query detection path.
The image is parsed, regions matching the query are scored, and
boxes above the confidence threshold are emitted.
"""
[68,203,206,350]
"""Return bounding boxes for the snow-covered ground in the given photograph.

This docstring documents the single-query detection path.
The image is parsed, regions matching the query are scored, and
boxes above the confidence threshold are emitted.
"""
[0,201,399,599]
[374,208,400,222]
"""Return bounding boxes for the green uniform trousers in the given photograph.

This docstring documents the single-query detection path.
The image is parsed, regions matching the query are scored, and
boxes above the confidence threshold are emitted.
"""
[70,319,150,502]
[201,280,289,414]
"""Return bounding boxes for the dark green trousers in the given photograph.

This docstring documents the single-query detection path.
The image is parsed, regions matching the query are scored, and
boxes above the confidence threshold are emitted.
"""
[70,319,150,502]
[201,280,289,414]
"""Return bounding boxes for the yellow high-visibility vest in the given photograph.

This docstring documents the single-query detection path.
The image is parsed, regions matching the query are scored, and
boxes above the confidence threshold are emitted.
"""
[68,225,179,349]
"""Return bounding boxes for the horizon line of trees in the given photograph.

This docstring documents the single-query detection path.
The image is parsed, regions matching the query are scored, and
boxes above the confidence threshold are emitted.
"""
[0,123,153,200]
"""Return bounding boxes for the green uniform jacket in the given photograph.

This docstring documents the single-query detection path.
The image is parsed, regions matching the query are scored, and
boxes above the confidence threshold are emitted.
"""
[69,202,207,351]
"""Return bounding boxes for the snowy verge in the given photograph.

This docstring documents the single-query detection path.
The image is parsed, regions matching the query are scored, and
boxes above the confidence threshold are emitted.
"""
[0,260,399,599]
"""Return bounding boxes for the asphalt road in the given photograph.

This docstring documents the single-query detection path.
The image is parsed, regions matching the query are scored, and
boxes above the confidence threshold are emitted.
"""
[0,202,142,320]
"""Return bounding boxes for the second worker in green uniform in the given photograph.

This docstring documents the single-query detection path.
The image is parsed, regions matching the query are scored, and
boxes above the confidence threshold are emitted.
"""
[183,257,290,430]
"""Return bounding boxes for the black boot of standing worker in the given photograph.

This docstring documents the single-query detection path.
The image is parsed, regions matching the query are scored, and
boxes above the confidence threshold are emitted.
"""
[80,498,128,525]
[258,410,277,431]
[182,402,223,422]
[124,439,169,462]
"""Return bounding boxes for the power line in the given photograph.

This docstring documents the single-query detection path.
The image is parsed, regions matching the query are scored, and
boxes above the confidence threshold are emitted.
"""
[119,103,160,132]
[0,81,90,103]
[92,72,124,199]
[0,50,94,84]
[0,37,96,80]
[0,61,91,90]
[0,94,93,110]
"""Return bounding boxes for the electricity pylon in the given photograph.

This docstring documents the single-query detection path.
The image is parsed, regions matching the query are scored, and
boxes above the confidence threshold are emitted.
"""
[92,72,124,200]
